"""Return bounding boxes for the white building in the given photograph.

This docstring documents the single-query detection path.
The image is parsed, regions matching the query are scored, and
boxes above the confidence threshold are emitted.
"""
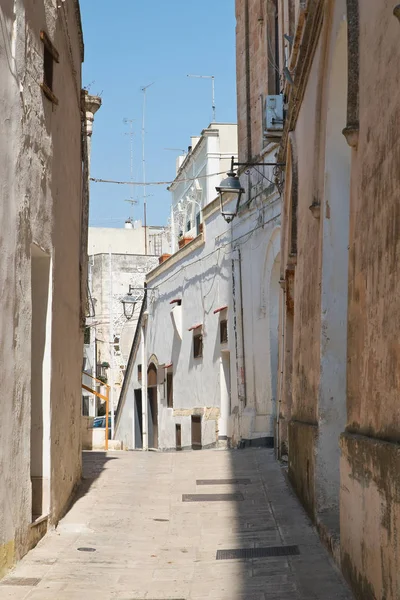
[115,123,281,451]
[0,0,92,578]
[83,222,170,431]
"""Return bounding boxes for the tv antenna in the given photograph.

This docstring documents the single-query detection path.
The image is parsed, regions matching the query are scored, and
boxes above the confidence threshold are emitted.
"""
[187,74,216,122]
[141,82,154,254]
[123,118,137,220]
[164,147,186,155]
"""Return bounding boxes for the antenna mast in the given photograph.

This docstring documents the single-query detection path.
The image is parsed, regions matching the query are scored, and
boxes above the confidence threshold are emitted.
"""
[123,118,137,221]
[187,74,216,122]
[141,82,154,254]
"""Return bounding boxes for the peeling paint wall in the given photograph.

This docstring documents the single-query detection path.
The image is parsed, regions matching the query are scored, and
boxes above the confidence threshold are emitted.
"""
[340,1,400,597]
[277,0,400,596]
[0,0,84,576]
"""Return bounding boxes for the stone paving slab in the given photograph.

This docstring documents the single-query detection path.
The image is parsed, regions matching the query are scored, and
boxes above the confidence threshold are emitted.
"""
[0,448,354,599]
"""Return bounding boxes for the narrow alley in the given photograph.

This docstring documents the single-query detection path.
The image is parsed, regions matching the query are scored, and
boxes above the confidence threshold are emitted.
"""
[1,448,353,600]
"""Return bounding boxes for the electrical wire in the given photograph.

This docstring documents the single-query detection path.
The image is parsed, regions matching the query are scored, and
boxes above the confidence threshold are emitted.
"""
[90,170,228,187]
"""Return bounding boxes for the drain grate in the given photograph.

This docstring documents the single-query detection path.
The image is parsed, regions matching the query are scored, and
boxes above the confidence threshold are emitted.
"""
[196,478,251,485]
[182,492,244,502]
[216,545,300,560]
[77,547,96,552]
[0,578,40,587]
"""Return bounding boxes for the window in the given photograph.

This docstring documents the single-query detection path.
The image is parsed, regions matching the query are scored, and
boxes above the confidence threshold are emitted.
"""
[167,371,173,408]
[40,31,59,104]
[196,212,201,235]
[138,364,142,381]
[193,332,203,358]
[220,320,228,344]
[84,326,90,345]
[186,219,191,232]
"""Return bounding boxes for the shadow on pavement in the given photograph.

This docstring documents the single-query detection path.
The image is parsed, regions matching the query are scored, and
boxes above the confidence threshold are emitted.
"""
[227,447,353,600]
[67,451,118,513]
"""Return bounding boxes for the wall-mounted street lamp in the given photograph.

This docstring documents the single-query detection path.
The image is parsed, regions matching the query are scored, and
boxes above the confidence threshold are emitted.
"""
[121,286,146,321]
[216,156,285,223]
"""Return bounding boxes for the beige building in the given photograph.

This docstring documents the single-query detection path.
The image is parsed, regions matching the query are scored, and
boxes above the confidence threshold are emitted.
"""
[262,0,400,597]
[0,0,94,578]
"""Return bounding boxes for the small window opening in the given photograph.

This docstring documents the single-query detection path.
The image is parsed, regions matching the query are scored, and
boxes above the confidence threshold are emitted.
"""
[175,424,182,450]
[220,320,228,344]
[138,364,142,381]
[40,31,59,105]
[167,371,173,408]
[84,326,90,345]
[196,212,201,235]
[193,332,203,359]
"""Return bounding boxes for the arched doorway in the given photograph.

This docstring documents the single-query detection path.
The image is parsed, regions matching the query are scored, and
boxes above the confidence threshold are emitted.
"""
[147,363,158,449]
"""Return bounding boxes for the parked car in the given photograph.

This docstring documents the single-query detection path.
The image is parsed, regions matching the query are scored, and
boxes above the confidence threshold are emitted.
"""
[93,416,111,429]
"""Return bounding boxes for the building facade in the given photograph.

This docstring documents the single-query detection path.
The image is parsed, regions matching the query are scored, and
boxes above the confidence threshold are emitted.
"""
[271,0,400,597]
[0,0,89,578]
[83,223,168,431]
[115,118,282,451]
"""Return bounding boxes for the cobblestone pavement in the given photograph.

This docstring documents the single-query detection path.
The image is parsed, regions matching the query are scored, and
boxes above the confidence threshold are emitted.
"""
[0,448,354,600]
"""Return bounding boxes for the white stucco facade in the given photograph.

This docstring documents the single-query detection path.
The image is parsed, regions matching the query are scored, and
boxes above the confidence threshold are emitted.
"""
[0,0,86,578]
[115,125,281,451]
[169,123,238,253]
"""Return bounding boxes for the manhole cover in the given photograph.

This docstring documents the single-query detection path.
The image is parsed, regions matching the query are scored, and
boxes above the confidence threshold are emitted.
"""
[196,478,251,485]
[182,492,244,502]
[216,545,300,559]
[77,547,96,552]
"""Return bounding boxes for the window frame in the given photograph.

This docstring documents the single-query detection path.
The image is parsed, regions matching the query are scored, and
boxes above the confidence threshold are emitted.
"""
[40,30,59,105]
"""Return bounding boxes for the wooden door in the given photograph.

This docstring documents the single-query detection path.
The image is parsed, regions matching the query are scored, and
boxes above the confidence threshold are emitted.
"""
[191,415,202,450]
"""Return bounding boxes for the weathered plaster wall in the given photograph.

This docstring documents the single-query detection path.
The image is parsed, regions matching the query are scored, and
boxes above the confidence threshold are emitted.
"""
[284,0,351,526]
[90,253,159,412]
[340,1,400,597]
[0,0,84,576]
[287,32,324,516]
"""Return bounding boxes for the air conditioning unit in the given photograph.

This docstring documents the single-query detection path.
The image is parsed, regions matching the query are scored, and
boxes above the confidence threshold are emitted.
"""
[265,94,284,132]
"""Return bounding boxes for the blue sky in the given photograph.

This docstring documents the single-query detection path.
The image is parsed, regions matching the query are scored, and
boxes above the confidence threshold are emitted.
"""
[80,0,237,228]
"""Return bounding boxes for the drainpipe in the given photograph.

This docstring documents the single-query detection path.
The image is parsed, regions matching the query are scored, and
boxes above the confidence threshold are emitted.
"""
[141,314,148,450]
[231,248,247,443]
